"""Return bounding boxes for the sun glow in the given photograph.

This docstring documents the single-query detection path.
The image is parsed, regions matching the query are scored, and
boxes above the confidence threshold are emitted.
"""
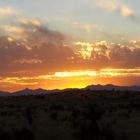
[50,71,97,77]
[1,68,140,84]
[1,68,140,92]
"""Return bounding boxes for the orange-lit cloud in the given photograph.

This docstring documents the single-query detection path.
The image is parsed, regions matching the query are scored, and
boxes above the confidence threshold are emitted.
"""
[4,25,24,34]
[0,19,140,91]
[0,20,140,77]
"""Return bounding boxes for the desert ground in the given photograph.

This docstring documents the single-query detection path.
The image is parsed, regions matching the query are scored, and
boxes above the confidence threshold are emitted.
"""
[0,89,140,140]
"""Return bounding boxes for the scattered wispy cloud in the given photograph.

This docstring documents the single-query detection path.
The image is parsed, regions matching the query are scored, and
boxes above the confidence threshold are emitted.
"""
[73,22,99,32]
[19,18,41,26]
[95,0,118,12]
[88,0,135,18]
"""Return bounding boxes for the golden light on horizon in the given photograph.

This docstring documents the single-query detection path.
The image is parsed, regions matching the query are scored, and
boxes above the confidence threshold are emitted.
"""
[1,68,140,92]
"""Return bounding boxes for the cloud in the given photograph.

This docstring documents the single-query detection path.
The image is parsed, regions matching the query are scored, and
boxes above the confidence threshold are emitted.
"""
[75,40,140,69]
[95,0,118,12]
[0,7,17,18]
[73,22,99,32]
[0,18,140,78]
[92,0,134,18]
[0,20,76,77]
[4,25,24,34]
[19,18,41,26]
[120,5,134,17]
[14,58,42,64]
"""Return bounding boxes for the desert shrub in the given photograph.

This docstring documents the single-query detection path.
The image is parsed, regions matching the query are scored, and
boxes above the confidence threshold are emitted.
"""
[108,105,113,113]
[83,104,105,121]
[112,119,117,125]
[101,127,115,140]
[120,131,128,140]
[61,116,67,122]
[50,104,64,111]
[71,105,104,140]
[25,107,33,126]
[0,128,11,140]
[35,95,45,99]
[44,108,48,112]
[50,112,58,120]
[0,111,9,116]
[72,117,101,140]
[121,111,130,119]
[14,127,34,140]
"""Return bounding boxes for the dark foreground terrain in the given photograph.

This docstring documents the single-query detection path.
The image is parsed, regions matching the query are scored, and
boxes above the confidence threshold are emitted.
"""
[0,90,140,140]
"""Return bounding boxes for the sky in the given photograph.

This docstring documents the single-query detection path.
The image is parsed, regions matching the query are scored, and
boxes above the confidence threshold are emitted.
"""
[0,0,140,91]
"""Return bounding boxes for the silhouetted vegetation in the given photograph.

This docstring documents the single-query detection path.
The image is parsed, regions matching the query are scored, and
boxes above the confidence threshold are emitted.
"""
[0,90,139,140]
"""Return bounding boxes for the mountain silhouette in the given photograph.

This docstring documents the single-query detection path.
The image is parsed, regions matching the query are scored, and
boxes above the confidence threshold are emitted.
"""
[86,84,140,91]
[0,84,140,96]
[11,88,49,96]
[0,91,10,96]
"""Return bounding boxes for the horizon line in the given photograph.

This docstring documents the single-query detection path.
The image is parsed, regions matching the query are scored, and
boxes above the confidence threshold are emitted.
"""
[1,84,140,93]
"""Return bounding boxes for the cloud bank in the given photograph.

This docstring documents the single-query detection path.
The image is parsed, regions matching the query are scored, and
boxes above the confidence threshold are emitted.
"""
[0,18,140,78]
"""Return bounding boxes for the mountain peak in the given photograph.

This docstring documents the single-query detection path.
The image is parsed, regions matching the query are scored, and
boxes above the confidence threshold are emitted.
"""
[24,88,32,91]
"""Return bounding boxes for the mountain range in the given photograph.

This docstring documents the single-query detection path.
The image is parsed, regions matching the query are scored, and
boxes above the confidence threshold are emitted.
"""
[0,84,140,96]
[86,84,140,91]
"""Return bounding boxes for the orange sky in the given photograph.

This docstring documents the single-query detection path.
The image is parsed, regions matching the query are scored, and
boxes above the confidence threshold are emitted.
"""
[0,25,140,91]
[0,1,140,91]
[1,69,140,92]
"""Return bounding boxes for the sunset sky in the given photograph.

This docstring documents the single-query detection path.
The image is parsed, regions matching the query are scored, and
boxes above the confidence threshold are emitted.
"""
[0,0,140,92]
